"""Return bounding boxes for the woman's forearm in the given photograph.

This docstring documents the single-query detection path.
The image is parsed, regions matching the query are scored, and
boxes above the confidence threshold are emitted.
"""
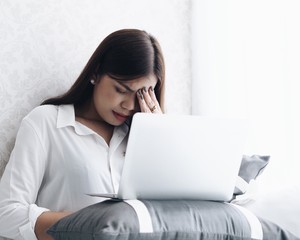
[35,211,71,240]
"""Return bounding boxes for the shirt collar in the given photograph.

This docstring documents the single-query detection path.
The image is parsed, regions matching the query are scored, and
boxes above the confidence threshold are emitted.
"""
[57,104,76,129]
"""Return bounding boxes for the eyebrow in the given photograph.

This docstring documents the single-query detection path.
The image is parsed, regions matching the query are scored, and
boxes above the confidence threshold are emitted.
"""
[115,80,135,93]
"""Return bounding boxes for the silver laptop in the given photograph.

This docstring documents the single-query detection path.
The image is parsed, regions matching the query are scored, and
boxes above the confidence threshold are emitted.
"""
[89,113,248,201]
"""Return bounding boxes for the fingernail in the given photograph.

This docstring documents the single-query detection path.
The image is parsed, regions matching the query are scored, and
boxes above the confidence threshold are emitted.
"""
[149,86,153,92]
[143,87,147,93]
[138,90,144,99]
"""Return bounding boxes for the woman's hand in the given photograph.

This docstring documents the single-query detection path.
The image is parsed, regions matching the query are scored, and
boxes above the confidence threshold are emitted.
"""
[137,87,162,114]
[35,211,71,240]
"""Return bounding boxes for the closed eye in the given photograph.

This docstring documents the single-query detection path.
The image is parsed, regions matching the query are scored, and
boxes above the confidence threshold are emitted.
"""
[115,87,127,94]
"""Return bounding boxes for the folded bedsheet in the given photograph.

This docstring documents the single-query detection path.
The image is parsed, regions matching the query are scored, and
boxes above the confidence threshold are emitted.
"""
[48,200,299,240]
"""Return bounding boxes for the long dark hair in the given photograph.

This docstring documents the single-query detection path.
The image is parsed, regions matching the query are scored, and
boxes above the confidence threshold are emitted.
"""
[41,29,165,111]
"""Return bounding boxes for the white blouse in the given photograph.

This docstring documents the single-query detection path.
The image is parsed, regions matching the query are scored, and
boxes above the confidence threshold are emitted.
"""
[0,104,129,240]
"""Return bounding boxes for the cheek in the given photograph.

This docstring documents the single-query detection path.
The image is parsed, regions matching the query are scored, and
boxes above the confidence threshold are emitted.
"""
[94,88,122,107]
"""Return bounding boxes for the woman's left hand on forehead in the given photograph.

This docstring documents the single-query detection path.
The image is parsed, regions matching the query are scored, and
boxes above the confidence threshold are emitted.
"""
[137,87,162,114]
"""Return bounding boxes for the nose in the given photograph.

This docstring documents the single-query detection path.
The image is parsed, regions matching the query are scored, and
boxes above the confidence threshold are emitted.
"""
[121,95,139,111]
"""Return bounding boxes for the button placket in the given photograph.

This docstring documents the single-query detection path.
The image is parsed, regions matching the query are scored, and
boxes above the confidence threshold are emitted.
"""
[108,132,127,194]
[107,150,117,194]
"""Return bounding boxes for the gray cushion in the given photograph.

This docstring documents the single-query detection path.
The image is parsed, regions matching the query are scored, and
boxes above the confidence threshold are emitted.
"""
[47,200,299,240]
[48,200,249,240]
[234,155,270,195]
[239,155,270,183]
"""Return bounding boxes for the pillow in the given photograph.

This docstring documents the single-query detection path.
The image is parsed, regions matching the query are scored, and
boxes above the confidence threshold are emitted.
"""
[47,199,298,240]
[238,155,270,185]
[233,155,270,200]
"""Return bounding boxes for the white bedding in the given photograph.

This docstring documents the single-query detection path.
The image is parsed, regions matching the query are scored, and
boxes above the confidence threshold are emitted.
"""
[244,182,300,237]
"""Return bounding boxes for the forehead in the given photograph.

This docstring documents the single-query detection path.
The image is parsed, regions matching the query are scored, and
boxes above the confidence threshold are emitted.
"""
[127,75,157,85]
[114,75,158,89]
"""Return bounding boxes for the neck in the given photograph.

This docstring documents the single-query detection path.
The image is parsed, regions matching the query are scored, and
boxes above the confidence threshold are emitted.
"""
[75,99,103,123]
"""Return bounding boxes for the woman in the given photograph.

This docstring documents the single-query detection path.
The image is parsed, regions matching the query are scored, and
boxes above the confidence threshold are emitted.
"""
[0,29,165,240]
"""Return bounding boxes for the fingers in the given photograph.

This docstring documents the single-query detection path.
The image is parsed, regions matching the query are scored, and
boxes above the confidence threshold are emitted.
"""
[137,90,151,113]
[137,87,162,114]
[148,87,159,106]
[142,87,156,110]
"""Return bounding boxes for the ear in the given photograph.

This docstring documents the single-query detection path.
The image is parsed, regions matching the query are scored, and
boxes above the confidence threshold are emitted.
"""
[91,73,97,81]
[92,73,103,84]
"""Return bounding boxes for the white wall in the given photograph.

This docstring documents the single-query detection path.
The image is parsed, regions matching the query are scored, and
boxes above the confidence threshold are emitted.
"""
[0,0,191,177]
[191,0,300,190]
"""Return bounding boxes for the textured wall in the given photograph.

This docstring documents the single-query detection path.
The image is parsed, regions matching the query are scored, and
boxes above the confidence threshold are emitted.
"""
[0,0,191,178]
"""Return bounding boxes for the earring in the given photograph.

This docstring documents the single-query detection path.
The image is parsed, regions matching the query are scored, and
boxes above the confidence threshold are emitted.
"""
[90,79,95,85]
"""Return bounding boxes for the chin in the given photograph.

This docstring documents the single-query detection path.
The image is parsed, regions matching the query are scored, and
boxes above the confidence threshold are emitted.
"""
[105,117,124,127]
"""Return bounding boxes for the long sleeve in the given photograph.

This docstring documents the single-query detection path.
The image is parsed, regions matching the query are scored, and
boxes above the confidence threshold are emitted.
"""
[0,118,50,239]
[0,104,129,239]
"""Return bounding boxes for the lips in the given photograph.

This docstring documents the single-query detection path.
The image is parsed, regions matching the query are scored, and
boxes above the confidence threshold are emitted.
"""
[113,111,130,122]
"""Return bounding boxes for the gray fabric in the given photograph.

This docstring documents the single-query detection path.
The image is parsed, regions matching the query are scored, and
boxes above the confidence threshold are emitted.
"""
[143,200,251,239]
[48,200,140,240]
[234,155,270,195]
[48,200,251,240]
[48,200,299,240]
[239,155,270,183]
[259,217,300,240]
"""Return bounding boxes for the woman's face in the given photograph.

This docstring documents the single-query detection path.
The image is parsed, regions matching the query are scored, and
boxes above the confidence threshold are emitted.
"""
[92,74,158,126]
